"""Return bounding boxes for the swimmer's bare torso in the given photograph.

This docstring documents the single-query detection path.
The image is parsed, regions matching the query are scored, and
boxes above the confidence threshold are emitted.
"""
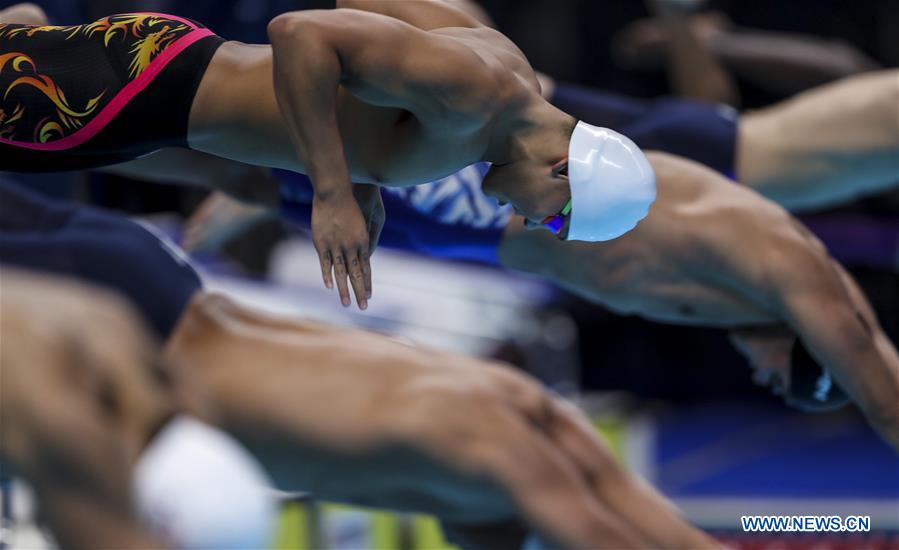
[189,10,540,186]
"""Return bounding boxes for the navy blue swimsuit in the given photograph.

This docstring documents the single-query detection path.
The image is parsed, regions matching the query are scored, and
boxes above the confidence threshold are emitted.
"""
[0,179,201,339]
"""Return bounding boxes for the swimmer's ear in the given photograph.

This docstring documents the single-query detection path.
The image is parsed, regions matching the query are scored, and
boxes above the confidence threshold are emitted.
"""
[551,159,569,179]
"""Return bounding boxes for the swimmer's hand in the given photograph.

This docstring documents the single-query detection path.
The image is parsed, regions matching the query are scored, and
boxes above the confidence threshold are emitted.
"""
[729,325,793,394]
[354,183,385,255]
[312,191,372,310]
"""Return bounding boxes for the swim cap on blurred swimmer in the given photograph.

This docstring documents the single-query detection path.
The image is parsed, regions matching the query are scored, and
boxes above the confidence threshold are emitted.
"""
[565,122,656,242]
[133,416,277,549]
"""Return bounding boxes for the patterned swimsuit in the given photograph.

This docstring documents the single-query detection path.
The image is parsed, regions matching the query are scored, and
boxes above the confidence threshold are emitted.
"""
[0,13,224,172]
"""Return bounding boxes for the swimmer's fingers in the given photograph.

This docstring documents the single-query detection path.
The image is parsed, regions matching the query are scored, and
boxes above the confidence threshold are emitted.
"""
[310,191,369,306]
[727,327,794,383]
[360,247,373,301]
[488,373,620,491]
[317,249,334,290]
[480,369,656,546]
[543,399,719,548]
[541,399,625,494]
[346,247,369,310]
[482,408,638,549]
[481,366,715,548]
[331,250,352,308]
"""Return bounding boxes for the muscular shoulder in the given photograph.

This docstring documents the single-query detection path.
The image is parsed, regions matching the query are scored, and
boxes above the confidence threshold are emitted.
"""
[432,26,539,92]
[411,26,537,128]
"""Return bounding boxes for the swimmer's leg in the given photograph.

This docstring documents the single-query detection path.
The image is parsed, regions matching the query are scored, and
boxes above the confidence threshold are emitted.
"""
[738,70,899,210]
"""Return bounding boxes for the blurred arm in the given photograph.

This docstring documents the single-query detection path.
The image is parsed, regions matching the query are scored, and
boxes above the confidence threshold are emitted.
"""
[614,13,878,97]
[165,291,716,548]
[710,31,880,97]
[649,2,740,105]
[764,245,899,450]
[739,70,899,211]
[711,194,899,449]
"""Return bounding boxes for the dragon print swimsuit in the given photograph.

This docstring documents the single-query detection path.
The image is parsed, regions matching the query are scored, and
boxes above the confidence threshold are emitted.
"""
[0,13,224,171]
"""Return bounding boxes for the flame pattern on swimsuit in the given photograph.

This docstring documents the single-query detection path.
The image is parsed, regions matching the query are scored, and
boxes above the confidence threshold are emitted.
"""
[0,13,223,171]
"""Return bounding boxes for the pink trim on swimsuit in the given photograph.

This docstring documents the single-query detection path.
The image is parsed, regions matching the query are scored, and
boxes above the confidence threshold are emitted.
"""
[0,24,215,151]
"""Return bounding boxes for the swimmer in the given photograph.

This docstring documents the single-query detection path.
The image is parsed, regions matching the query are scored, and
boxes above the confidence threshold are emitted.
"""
[0,182,717,549]
[1,271,166,549]
[169,148,899,451]
[111,1,899,449]
[167,291,717,549]
[0,270,281,548]
[0,270,277,549]
[500,154,899,444]
[0,1,656,311]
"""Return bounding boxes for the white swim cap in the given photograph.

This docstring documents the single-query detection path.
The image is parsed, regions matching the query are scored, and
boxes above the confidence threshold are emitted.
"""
[133,416,277,549]
[566,122,656,241]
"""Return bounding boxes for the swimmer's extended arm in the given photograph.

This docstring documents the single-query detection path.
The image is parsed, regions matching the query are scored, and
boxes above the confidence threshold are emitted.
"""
[770,255,899,450]
[168,292,717,549]
[739,70,899,211]
[718,200,899,449]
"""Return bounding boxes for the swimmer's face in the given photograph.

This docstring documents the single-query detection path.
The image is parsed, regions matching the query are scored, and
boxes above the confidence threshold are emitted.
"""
[482,159,570,230]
